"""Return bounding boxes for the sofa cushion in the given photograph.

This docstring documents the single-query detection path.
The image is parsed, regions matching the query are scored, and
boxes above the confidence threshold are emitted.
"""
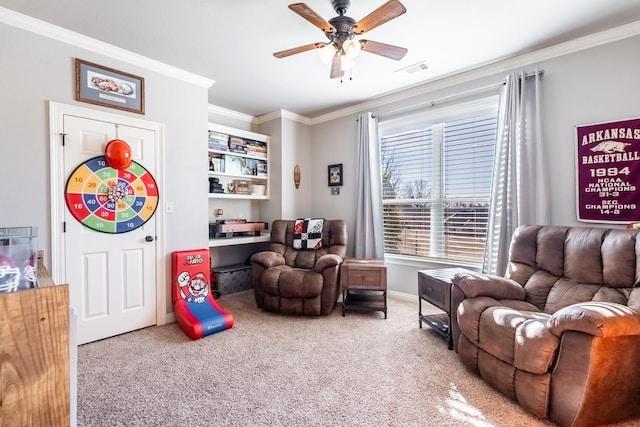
[262,266,323,298]
[515,369,551,418]
[514,318,558,374]
[283,246,316,269]
[458,297,539,348]
[543,280,601,313]
[479,306,548,365]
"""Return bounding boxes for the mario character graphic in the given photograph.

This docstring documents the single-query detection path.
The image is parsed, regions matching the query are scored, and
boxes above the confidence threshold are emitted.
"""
[176,271,209,303]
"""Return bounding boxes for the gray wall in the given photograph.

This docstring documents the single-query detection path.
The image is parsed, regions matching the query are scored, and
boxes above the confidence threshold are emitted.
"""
[0,22,209,316]
[309,115,358,256]
[277,116,312,220]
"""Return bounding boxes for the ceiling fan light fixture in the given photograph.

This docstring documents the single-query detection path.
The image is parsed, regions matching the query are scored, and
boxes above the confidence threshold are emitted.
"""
[318,43,337,64]
[276,0,408,79]
[342,39,361,59]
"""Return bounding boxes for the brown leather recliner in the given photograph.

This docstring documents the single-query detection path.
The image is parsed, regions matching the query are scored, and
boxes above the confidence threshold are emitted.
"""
[250,219,347,315]
[451,225,640,427]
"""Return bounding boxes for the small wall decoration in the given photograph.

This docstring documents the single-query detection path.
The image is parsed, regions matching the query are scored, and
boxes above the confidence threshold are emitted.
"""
[65,139,158,233]
[75,59,145,114]
[328,163,343,187]
[294,164,301,189]
[575,117,640,223]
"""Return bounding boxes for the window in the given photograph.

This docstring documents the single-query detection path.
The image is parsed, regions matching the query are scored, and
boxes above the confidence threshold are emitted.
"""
[378,97,498,265]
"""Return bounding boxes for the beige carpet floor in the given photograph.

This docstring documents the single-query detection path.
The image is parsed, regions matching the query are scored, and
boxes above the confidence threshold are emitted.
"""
[76,291,640,427]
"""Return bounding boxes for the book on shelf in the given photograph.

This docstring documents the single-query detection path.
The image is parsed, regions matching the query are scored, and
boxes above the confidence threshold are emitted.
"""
[209,157,225,173]
[246,140,267,158]
[228,136,247,154]
[257,162,267,177]
[208,131,229,151]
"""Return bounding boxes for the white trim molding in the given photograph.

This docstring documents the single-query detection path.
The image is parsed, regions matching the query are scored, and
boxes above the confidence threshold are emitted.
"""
[207,104,255,123]
[254,109,313,126]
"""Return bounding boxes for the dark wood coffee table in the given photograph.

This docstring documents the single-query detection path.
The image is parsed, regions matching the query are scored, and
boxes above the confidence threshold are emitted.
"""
[418,268,470,349]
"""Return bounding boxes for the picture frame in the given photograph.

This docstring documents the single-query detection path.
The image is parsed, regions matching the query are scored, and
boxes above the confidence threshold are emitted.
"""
[328,163,343,187]
[75,59,145,114]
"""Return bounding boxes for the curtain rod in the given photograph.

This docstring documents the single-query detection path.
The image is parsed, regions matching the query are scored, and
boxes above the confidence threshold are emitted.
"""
[371,69,544,120]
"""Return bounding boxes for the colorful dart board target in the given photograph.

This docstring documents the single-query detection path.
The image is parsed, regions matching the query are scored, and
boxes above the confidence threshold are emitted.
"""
[65,156,159,234]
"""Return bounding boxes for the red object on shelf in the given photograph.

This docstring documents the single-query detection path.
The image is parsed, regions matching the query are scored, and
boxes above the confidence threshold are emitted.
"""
[171,249,233,340]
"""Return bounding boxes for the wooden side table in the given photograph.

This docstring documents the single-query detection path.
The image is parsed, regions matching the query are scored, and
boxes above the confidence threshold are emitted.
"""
[418,268,470,349]
[341,259,387,319]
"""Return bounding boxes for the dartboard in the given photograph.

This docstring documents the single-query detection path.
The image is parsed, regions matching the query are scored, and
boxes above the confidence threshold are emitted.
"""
[65,156,159,234]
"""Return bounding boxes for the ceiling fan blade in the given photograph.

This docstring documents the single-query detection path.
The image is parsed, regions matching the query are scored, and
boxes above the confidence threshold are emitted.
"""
[360,39,408,60]
[330,54,344,79]
[289,3,335,33]
[353,0,407,35]
[273,42,325,58]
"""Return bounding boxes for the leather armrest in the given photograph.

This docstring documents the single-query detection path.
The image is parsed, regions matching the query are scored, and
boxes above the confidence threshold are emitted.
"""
[451,272,525,300]
[313,254,343,272]
[547,302,640,338]
[250,251,285,269]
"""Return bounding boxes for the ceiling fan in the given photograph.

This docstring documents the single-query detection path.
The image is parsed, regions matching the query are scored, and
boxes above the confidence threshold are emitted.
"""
[273,0,408,79]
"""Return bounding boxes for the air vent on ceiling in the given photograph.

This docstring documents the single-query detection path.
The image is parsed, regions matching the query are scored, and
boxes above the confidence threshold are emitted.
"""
[396,61,428,75]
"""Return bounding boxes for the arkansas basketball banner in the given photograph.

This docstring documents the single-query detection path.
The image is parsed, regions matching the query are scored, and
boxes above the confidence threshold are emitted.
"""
[576,117,640,223]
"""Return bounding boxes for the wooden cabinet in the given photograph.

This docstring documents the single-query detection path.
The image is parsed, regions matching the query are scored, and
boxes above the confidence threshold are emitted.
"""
[208,123,270,200]
[341,259,387,319]
[0,266,70,425]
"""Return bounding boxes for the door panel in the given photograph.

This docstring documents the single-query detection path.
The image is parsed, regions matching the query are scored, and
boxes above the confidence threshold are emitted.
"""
[63,115,157,344]
[83,251,108,318]
[122,248,145,309]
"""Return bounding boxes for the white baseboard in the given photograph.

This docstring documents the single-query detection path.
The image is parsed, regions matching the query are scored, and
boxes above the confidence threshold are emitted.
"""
[388,290,418,303]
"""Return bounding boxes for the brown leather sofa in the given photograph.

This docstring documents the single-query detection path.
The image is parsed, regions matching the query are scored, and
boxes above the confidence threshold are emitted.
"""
[250,219,347,315]
[451,225,640,427]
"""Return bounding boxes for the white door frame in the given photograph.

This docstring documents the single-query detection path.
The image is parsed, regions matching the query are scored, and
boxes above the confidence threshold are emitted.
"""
[48,101,168,326]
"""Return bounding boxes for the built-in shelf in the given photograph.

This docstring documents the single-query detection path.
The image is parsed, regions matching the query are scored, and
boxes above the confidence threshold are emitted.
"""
[208,193,269,200]
[208,123,270,200]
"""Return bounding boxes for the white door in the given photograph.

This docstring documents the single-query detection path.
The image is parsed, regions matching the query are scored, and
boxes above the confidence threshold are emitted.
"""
[63,115,158,344]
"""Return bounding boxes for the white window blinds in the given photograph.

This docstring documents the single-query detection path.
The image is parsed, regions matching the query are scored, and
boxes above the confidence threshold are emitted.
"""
[379,97,498,265]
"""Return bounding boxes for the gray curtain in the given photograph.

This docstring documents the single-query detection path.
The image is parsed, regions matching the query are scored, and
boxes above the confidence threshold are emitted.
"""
[354,112,385,258]
[483,68,550,275]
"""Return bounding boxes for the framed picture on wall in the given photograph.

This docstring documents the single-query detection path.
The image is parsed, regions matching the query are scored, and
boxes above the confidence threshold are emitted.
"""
[75,59,145,114]
[328,163,343,186]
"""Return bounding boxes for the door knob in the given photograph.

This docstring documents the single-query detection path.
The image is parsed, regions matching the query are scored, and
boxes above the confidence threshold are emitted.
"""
[145,235,155,242]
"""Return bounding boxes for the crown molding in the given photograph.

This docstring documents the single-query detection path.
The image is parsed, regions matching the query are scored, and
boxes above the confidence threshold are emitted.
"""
[0,6,214,89]
[207,104,254,123]
[254,109,312,126]
[308,19,640,125]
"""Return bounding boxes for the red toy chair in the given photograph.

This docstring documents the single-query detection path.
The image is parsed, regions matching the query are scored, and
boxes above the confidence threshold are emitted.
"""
[172,249,233,340]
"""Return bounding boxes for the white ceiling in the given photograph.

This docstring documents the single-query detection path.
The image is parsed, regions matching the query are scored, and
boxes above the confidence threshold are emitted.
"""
[3,0,640,118]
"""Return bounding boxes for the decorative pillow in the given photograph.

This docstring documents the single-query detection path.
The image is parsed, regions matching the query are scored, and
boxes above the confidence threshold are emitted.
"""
[293,218,324,250]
